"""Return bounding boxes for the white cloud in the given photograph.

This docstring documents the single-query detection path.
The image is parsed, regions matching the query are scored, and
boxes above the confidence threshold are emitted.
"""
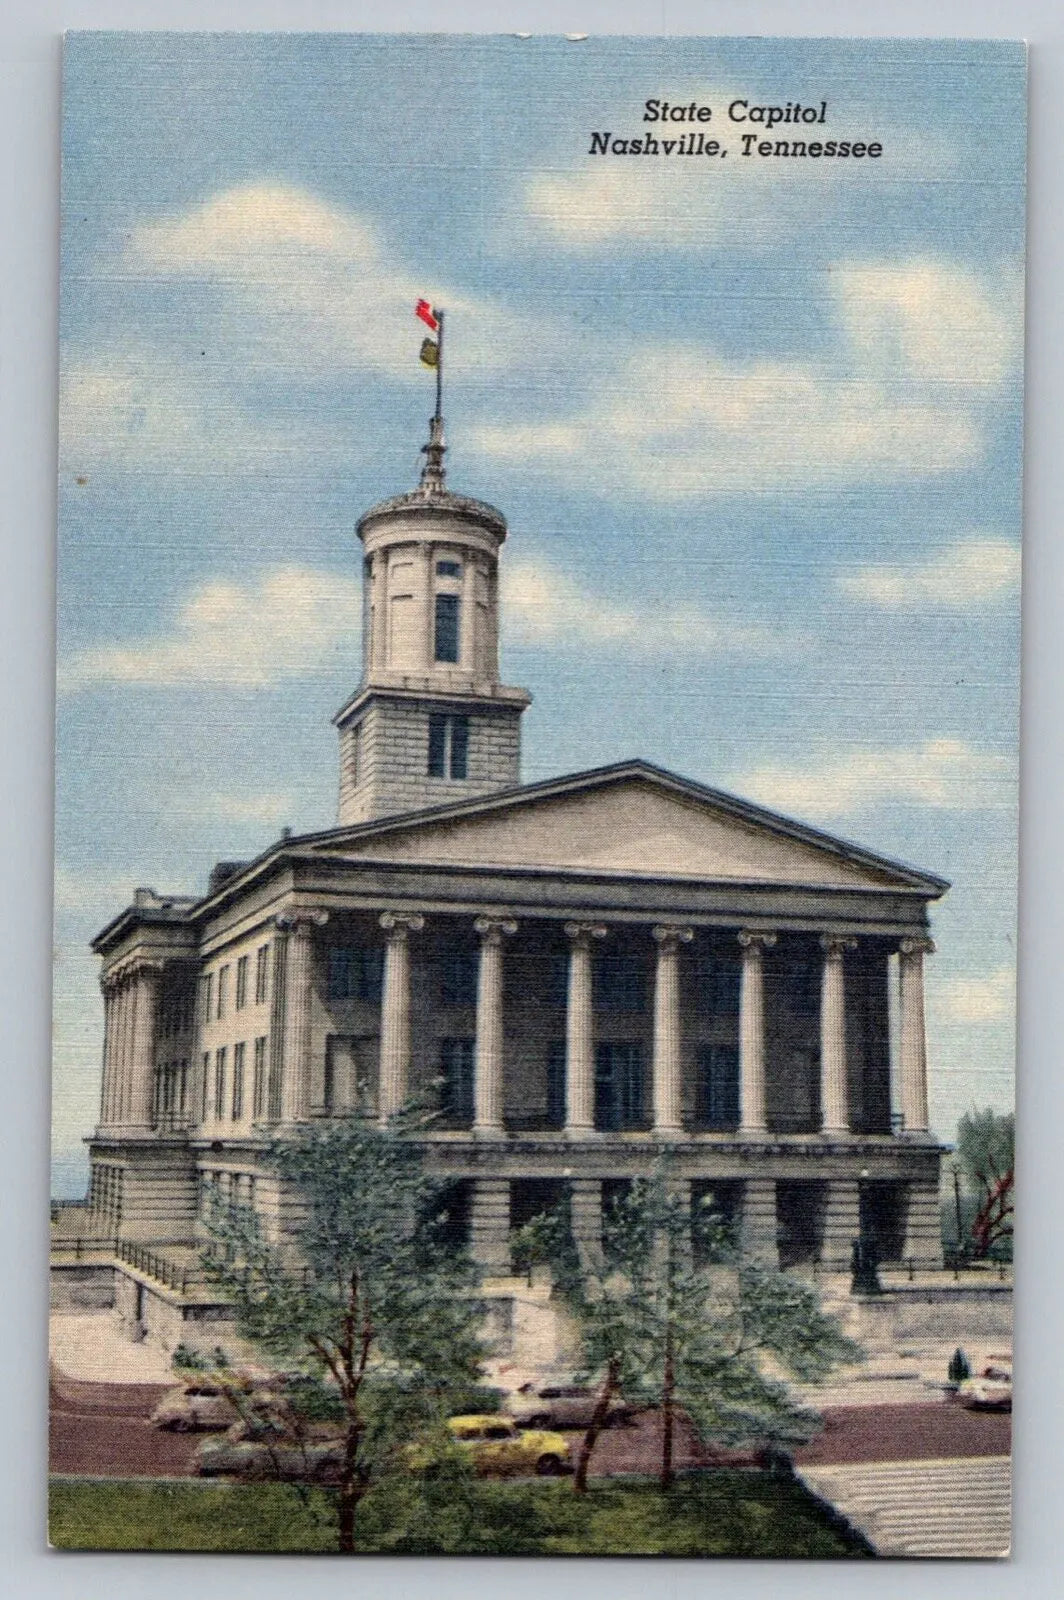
[502,558,786,654]
[839,536,1021,608]
[471,260,1019,497]
[736,738,1014,819]
[196,791,295,826]
[935,966,1015,1026]
[523,165,745,249]
[59,566,361,692]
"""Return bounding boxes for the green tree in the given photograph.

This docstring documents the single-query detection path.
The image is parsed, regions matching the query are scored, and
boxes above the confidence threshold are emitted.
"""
[956,1107,1014,1257]
[536,1171,863,1492]
[201,1113,485,1552]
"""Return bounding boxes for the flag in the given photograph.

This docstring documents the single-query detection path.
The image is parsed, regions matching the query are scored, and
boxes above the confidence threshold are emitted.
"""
[419,337,439,369]
[415,298,440,332]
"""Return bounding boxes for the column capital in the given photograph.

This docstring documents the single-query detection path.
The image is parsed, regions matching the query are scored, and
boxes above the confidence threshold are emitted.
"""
[107,957,165,990]
[564,920,608,946]
[474,915,518,945]
[275,909,329,937]
[738,929,777,953]
[819,934,858,959]
[379,910,426,939]
[652,924,695,950]
[899,936,935,957]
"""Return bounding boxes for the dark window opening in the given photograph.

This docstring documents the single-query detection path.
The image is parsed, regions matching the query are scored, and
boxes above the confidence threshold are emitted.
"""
[594,1042,645,1131]
[440,949,478,1007]
[439,1037,475,1123]
[696,955,741,1016]
[436,560,462,578]
[428,713,447,776]
[697,1044,740,1130]
[594,953,646,1013]
[546,1038,566,1126]
[450,715,469,779]
[328,947,384,1006]
[427,713,469,780]
[434,592,460,663]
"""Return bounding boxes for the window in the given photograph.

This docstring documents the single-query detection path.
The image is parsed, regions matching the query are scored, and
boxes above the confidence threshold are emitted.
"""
[697,1045,740,1130]
[235,955,249,1011]
[594,954,646,1013]
[217,966,229,1019]
[439,1038,475,1122]
[202,973,214,1024]
[214,1048,227,1120]
[252,1036,267,1118]
[547,1038,566,1126]
[434,591,460,662]
[201,1052,210,1121]
[440,949,478,1007]
[594,1042,644,1131]
[255,943,270,1005]
[346,721,362,790]
[328,947,384,1005]
[696,955,741,1017]
[436,559,461,578]
[427,713,470,779]
[544,955,568,1008]
[779,954,820,1020]
[232,1042,246,1120]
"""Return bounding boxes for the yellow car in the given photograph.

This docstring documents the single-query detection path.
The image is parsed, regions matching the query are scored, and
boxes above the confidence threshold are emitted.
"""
[408,1414,571,1477]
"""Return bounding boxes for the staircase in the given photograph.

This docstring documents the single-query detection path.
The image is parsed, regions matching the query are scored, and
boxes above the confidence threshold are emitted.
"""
[798,1456,1011,1558]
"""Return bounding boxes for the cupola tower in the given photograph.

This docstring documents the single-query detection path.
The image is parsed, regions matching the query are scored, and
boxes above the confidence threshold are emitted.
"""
[334,389,531,824]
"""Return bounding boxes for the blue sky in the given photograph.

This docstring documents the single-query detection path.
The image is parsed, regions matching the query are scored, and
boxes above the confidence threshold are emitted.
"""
[53,33,1025,1194]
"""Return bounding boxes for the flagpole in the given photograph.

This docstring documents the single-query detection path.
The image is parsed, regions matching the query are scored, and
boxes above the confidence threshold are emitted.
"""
[435,307,445,424]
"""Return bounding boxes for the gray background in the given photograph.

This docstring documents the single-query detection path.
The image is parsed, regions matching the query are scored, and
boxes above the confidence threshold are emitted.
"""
[2,1,1060,1594]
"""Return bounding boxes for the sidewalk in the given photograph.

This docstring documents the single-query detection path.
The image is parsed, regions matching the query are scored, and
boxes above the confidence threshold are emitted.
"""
[50,1312,176,1385]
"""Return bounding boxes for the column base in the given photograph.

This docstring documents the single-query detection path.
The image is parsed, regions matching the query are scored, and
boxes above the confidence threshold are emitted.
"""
[739,1178,778,1267]
[469,1178,512,1275]
[565,1123,598,1140]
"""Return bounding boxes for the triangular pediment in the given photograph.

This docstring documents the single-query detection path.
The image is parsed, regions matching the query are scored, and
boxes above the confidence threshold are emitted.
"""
[304,763,944,895]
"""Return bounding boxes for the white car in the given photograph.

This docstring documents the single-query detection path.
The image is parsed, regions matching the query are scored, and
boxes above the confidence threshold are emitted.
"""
[150,1378,239,1432]
[958,1357,1012,1412]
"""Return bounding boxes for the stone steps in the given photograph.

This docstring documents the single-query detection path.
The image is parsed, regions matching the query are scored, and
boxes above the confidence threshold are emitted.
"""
[798,1456,1011,1558]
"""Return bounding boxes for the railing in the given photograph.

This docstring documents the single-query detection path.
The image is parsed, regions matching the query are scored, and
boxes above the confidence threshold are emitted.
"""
[804,1253,1012,1284]
[51,1233,120,1261]
[113,1237,200,1294]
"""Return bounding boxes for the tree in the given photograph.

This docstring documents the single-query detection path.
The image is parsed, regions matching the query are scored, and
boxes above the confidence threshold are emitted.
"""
[201,1113,485,1552]
[534,1170,863,1493]
[956,1107,1014,1257]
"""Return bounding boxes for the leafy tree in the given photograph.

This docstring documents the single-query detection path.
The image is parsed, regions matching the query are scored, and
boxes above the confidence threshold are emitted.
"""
[956,1107,1014,1257]
[533,1170,863,1492]
[201,1112,485,1552]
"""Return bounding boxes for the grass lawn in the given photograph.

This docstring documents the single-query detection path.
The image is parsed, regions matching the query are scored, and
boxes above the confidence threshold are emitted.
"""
[50,1472,871,1558]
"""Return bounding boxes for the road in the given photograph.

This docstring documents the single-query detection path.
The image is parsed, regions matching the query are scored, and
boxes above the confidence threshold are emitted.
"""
[49,1375,1010,1482]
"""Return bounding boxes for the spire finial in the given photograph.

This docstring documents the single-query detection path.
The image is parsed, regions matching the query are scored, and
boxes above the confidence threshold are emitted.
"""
[417,305,446,493]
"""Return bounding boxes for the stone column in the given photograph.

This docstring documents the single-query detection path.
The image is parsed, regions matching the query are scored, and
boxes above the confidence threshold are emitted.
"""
[652,925,693,1136]
[99,976,118,1126]
[127,961,163,1129]
[418,542,434,670]
[371,552,388,673]
[469,1177,512,1274]
[898,937,934,1134]
[276,911,329,1123]
[378,911,425,1122]
[739,1178,779,1266]
[820,1178,861,1270]
[473,916,517,1136]
[570,1178,604,1271]
[111,977,130,1124]
[820,936,857,1135]
[738,931,776,1135]
[564,922,607,1136]
[460,555,477,669]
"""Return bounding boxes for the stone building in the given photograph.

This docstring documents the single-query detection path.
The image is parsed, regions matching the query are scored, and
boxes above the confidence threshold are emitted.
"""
[84,416,947,1307]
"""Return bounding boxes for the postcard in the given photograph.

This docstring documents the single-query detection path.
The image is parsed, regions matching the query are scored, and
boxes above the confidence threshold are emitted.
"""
[50,32,1021,1557]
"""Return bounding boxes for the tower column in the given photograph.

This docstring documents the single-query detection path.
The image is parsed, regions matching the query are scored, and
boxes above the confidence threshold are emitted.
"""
[378,911,425,1122]
[564,922,607,1136]
[820,935,857,1135]
[473,916,516,1136]
[417,541,434,670]
[738,930,776,1135]
[898,937,934,1134]
[276,911,329,1123]
[652,925,693,1136]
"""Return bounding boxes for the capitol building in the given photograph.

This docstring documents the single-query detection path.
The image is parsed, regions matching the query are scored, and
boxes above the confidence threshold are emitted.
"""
[80,412,947,1340]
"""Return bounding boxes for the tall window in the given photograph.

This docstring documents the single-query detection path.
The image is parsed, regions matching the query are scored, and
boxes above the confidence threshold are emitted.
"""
[434,592,460,663]
[328,947,384,1005]
[255,944,270,1005]
[201,973,214,1024]
[436,559,462,578]
[214,1047,227,1120]
[217,966,229,1020]
[594,1042,644,1131]
[235,955,249,1011]
[547,1038,566,1126]
[439,1038,475,1123]
[252,1036,267,1118]
[201,1052,210,1121]
[594,953,646,1013]
[232,1041,246,1120]
[697,1044,740,1130]
[427,713,469,779]
[696,955,741,1017]
[440,950,478,1007]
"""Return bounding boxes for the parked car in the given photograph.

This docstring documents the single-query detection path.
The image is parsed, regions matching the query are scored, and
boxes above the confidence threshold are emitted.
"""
[505,1379,635,1431]
[150,1377,241,1432]
[958,1357,1012,1412]
[197,1415,345,1482]
[407,1414,572,1477]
